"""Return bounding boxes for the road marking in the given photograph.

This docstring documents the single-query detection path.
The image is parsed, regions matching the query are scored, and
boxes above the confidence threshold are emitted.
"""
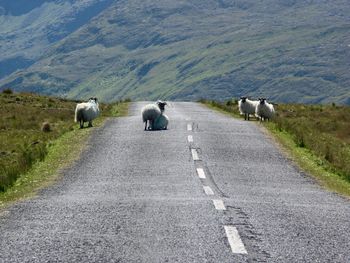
[212,199,226,210]
[203,186,214,195]
[224,226,248,254]
[185,118,191,121]
[187,135,193,143]
[187,123,192,131]
[191,149,199,160]
[196,168,206,179]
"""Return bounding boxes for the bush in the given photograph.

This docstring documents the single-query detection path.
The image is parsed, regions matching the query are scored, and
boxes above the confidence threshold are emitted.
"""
[2,88,13,94]
[41,122,51,132]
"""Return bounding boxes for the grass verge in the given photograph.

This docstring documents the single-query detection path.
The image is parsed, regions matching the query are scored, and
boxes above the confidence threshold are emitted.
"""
[264,123,350,196]
[0,92,129,208]
[200,99,350,197]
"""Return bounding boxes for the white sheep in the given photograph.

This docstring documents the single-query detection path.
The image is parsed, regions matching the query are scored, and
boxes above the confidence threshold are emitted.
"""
[151,113,169,130]
[141,100,167,130]
[255,98,275,122]
[238,97,259,120]
[74,97,100,128]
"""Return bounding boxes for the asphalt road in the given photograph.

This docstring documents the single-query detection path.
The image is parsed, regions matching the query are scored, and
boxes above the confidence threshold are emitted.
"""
[0,102,349,262]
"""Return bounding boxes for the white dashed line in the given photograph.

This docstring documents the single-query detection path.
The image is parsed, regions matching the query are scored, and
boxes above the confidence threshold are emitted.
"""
[187,123,192,131]
[224,226,248,254]
[212,199,226,210]
[196,168,206,179]
[187,135,193,143]
[191,149,199,161]
[203,186,214,195]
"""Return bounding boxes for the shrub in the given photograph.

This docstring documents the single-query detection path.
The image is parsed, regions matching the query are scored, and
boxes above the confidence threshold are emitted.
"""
[2,88,13,94]
[41,122,51,132]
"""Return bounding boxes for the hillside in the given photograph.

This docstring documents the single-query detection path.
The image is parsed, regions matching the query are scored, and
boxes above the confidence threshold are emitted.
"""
[0,0,114,78]
[0,0,350,104]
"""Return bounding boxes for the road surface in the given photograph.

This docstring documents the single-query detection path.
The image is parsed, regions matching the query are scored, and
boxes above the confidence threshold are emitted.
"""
[1,102,349,262]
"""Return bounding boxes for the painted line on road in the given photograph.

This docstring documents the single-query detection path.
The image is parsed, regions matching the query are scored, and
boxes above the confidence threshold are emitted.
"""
[224,226,248,254]
[188,135,193,143]
[203,186,214,195]
[191,149,199,161]
[196,168,206,179]
[187,123,192,131]
[212,199,226,210]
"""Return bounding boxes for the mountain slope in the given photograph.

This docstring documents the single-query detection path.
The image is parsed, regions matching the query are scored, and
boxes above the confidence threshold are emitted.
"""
[1,0,350,104]
[0,0,114,78]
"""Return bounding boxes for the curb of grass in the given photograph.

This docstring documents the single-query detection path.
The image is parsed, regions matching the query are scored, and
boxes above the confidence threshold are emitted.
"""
[262,123,350,198]
[202,102,350,198]
[0,103,129,210]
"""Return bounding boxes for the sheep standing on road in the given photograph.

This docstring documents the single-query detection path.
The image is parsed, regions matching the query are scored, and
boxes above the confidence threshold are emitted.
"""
[238,97,259,120]
[141,100,168,130]
[74,97,100,128]
[255,98,275,122]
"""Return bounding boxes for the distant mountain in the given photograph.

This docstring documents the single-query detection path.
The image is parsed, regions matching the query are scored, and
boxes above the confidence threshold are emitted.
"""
[1,0,350,104]
[0,0,113,78]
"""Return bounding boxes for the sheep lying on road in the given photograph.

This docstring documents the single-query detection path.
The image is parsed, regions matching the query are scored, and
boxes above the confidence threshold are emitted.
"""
[141,100,168,130]
[74,97,100,128]
[255,98,275,122]
[151,113,169,130]
[238,97,259,120]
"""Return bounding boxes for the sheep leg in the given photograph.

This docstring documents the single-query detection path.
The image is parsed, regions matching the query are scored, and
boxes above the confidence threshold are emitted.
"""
[247,114,250,121]
[88,121,93,127]
[144,121,147,131]
[80,120,84,129]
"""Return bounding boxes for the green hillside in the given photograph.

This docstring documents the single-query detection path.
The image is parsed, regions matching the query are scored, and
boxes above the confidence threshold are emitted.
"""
[1,0,350,103]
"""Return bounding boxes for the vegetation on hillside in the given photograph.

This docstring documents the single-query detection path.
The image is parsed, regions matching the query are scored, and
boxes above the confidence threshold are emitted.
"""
[0,91,128,192]
[201,99,350,195]
[1,0,349,104]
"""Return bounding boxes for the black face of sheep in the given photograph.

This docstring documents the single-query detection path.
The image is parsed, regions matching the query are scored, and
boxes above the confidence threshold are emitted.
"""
[156,100,167,112]
[259,98,266,105]
[89,97,98,103]
[240,97,247,103]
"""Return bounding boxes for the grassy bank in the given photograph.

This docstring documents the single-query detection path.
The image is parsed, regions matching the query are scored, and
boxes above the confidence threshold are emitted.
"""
[0,91,129,207]
[201,99,350,197]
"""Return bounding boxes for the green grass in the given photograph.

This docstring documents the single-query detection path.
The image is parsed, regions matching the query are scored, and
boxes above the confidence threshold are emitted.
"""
[201,99,350,197]
[0,91,129,207]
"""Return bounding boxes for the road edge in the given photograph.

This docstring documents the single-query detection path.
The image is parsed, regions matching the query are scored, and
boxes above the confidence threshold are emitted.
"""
[201,102,350,198]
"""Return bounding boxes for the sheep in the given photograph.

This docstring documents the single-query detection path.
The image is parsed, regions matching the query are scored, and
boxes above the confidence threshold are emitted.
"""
[151,113,169,130]
[255,98,275,122]
[141,100,167,130]
[74,97,100,128]
[238,97,259,120]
